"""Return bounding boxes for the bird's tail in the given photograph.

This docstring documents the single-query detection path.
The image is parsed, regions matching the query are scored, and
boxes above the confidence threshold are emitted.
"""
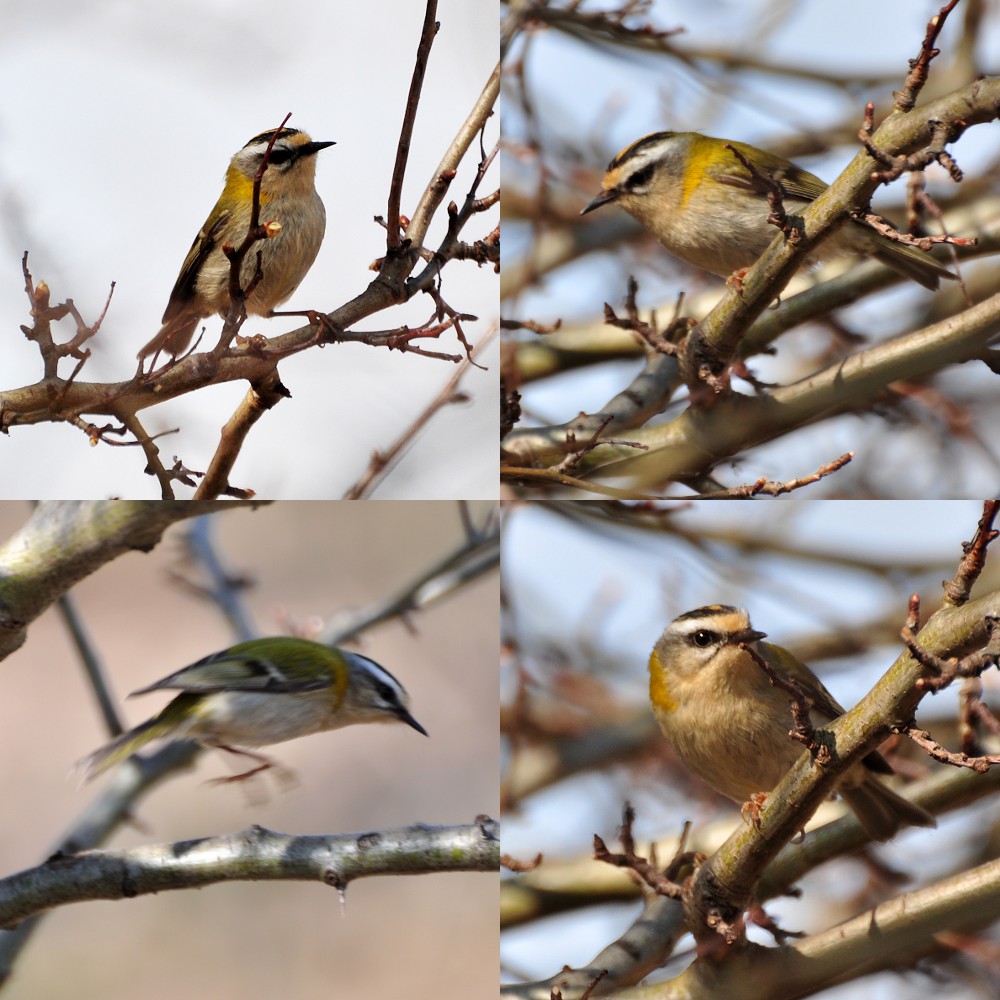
[77,715,175,783]
[842,777,936,842]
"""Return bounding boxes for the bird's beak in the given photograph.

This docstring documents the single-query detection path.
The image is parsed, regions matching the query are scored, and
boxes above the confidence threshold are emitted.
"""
[398,708,429,736]
[301,140,336,157]
[580,188,619,215]
[734,628,767,645]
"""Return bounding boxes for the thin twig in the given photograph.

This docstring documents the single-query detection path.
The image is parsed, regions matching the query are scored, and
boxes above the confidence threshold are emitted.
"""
[698,453,855,498]
[318,506,500,644]
[342,326,497,499]
[386,0,440,253]
[942,500,1000,606]
[57,594,124,738]
[894,0,962,112]
[592,803,688,899]
[404,60,500,254]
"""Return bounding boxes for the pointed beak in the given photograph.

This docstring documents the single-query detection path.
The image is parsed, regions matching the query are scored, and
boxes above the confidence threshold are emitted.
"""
[580,188,619,215]
[301,140,336,157]
[735,628,767,645]
[397,707,428,736]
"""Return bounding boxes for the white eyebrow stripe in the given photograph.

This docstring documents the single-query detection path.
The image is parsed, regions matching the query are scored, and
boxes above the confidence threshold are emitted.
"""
[345,652,406,691]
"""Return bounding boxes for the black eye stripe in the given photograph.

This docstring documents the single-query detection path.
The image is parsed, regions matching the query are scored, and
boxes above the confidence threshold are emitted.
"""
[691,629,717,648]
[375,680,396,702]
[625,163,655,189]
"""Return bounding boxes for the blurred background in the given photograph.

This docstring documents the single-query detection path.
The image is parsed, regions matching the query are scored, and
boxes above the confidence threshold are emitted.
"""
[0,501,498,999]
[501,500,1000,997]
[0,0,497,498]
[502,0,1000,497]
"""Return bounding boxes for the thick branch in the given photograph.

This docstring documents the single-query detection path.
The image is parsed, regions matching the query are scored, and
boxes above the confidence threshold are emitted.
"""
[505,287,1000,478]
[0,820,499,930]
[0,501,269,660]
[608,856,1000,1000]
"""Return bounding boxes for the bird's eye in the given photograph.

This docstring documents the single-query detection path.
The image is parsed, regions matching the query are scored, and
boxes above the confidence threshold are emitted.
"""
[374,680,396,704]
[268,147,295,166]
[626,163,655,190]
[691,629,716,648]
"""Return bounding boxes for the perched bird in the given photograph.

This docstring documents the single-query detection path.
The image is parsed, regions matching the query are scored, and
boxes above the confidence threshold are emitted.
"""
[648,605,936,841]
[80,637,426,782]
[582,131,955,290]
[138,127,334,361]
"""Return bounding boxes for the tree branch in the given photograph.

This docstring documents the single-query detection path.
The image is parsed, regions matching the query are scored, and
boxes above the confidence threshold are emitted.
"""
[0,819,498,931]
[0,500,270,661]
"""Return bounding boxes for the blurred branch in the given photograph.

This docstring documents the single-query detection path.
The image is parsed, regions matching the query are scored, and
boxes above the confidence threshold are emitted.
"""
[543,289,1000,487]
[178,515,259,642]
[531,499,962,577]
[57,594,124,739]
[320,501,500,643]
[0,501,269,661]
[0,740,199,984]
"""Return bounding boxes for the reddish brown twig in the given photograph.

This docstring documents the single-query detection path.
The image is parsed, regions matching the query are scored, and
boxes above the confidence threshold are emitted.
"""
[700,453,854,498]
[386,0,439,253]
[894,0,962,113]
[602,276,687,357]
[903,726,1000,773]
[724,143,799,242]
[943,500,1000,605]
[216,113,294,355]
[501,852,543,873]
[743,643,821,756]
[592,804,690,900]
[859,212,975,251]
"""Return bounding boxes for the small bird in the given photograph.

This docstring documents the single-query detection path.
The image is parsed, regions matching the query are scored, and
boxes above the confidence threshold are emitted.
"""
[648,605,936,841]
[582,131,955,290]
[80,637,427,782]
[138,127,334,361]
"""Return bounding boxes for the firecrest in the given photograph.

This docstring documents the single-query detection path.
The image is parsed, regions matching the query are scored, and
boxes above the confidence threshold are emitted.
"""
[582,131,955,291]
[80,637,427,782]
[138,127,334,362]
[648,605,935,842]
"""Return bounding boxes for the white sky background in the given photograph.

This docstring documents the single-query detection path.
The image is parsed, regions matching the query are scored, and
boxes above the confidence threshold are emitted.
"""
[504,0,1000,498]
[0,0,498,499]
[501,500,1000,997]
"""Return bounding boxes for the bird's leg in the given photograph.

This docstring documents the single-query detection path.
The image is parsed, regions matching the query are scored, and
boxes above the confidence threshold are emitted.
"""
[206,743,296,787]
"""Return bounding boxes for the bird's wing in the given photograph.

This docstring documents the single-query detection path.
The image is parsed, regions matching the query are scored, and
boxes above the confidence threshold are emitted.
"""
[160,212,230,324]
[130,646,329,696]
